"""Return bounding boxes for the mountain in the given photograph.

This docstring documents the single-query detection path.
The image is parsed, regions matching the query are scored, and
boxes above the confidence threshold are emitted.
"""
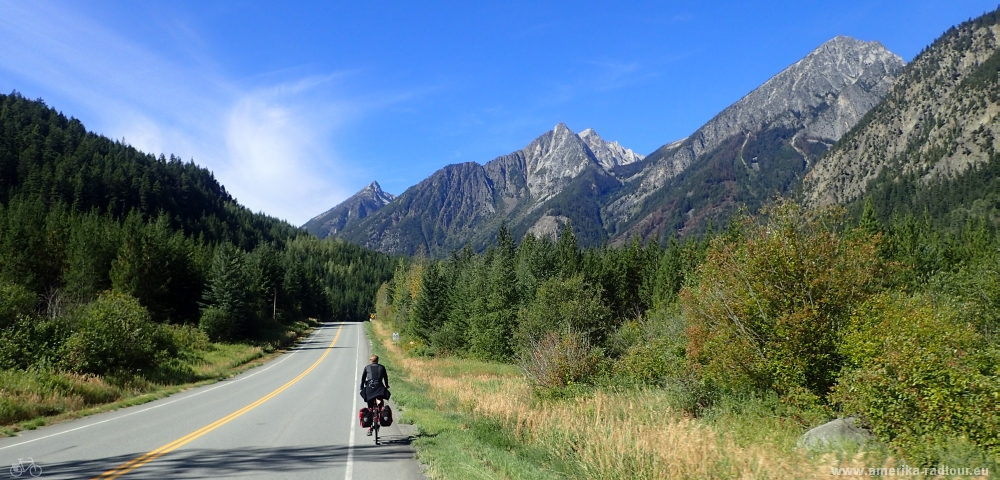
[804,10,1000,213]
[303,181,395,238]
[318,124,641,255]
[311,36,904,255]
[603,36,905,238]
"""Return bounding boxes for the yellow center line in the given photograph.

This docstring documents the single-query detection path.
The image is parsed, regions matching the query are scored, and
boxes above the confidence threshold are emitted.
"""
[93,323,345,479]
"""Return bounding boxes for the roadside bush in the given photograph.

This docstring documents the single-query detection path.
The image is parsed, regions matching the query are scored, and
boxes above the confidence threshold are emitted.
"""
[199,306,235,342]
[609,305,689,386]
[683,200,884,397]
[520,330,603,388]
[0,316,70,370]
[63,292,174,375]
[163,323,211,352]
[516,274,611,351]
[928,254,1000,341]
[0,281,36,329]
[832,292,1000,464]
[613,338,685,386]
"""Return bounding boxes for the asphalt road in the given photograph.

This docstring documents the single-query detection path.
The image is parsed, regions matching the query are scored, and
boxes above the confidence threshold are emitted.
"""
[0,322,425,479]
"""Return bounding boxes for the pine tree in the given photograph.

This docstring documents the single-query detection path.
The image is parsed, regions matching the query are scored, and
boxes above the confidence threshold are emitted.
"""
[468,224,519,361]
[556,221,579,277]
[859,197,880,235]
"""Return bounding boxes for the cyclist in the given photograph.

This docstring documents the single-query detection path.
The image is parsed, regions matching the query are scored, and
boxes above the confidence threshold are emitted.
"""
[360,354,389,436]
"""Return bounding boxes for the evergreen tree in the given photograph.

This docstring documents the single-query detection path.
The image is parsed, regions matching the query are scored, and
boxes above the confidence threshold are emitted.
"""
[200,244,253,340]
[410,263,448,341]
[556,221,580,277]
[468,223,519,361]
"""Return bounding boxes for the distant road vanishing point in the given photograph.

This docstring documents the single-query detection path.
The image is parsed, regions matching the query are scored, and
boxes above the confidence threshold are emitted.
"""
[0,323,424,479]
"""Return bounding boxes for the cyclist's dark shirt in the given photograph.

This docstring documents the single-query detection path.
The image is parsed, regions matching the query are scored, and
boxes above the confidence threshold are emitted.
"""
[360,362,389,401]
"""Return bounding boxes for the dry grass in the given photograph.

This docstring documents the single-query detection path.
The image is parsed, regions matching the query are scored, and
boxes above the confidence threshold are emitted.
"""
[375,321,985,479]
[0,370,124,425]
[1,341,271,435]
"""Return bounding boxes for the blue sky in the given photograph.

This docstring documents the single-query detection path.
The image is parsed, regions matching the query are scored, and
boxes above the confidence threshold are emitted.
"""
[0,1,996,224]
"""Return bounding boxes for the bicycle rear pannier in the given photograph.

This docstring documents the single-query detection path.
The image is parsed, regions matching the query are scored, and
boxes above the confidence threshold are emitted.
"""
[359,408,373,428]
[380,405,393,426]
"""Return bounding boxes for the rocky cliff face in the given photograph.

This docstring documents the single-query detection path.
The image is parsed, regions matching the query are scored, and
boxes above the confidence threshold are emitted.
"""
[303,181,394,238]
[804,14,1000,206]
[604,36,905,237]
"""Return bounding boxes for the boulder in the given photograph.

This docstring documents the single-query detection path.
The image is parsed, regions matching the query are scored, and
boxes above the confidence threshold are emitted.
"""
[797,417,875,450]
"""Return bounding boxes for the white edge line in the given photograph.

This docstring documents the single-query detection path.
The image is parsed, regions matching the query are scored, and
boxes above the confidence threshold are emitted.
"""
[0,325,329,452]
[345,323,361,480]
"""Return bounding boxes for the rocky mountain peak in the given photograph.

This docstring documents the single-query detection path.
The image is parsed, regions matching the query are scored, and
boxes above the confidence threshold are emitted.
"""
[302,180,395,238]
[578,128,645,169]
[721,35,904,141]
[602,35,905,239]
[520,123,597,203]
[629,36,904,198]
[361,180,395,205]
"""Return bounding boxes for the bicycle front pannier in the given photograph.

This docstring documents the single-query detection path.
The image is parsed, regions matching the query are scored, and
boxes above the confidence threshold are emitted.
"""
[380,405,393,426]
[359,408,373,428]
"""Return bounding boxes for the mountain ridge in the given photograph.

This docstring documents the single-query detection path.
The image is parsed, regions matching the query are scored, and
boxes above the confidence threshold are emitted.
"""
[307,124,640,253]
[310,35,906,255]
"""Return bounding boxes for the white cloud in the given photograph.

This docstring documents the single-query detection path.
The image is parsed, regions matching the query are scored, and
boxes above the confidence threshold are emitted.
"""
[0,1,359,225]
[222,86,350,222]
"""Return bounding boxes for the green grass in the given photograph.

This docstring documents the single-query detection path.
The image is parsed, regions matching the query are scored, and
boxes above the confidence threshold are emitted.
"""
[366,322,581,479]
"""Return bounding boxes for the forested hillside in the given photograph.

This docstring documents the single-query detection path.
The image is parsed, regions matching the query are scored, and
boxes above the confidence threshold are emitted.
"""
[0,91,395,324]
[0,92,395,427]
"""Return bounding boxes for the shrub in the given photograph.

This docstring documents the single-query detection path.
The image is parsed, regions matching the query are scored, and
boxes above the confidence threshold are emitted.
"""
[199,306,235,342]
[163,323,211,352]
[0,281,36,329]
[832,292,1000,464]
[0,316,70,370]
[63,292,173,375]
[613,338,685,386]
[516,274,611,351]
[520,330,603,388]
[683,200,884,397]
[928,254,1000,341]
[609,305,689,386]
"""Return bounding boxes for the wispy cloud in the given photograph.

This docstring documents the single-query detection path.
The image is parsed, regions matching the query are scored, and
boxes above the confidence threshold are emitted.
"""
[222,80,354,220]
[587,60,652,92]
[0,1,374,225]
[537,58,657,106]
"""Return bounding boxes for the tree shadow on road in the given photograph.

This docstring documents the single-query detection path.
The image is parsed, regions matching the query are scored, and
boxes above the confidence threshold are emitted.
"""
[36,443,416,479]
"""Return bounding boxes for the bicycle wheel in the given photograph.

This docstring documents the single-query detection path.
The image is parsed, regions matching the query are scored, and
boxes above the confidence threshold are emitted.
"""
[10,464,23,478]
[29,464,42,477]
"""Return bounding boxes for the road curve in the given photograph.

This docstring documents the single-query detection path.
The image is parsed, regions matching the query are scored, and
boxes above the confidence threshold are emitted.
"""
[0,322,425,479]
